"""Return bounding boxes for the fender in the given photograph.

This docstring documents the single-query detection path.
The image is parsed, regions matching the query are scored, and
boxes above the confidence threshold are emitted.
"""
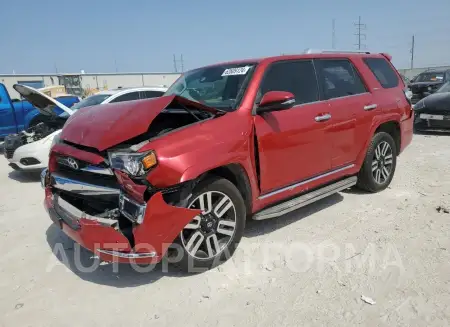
[355,112,402,168]
[24,109,42,129]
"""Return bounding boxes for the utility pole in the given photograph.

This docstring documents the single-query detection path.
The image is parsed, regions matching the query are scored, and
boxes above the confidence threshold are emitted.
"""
[410,35,415,69]
[173,54,185,72]
[173,54,178,72]
[332,19,336,49]
[114,59,118,73]
[354,16,366,50]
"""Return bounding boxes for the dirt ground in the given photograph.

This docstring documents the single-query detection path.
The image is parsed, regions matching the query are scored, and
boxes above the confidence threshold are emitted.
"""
[0,133,449,327]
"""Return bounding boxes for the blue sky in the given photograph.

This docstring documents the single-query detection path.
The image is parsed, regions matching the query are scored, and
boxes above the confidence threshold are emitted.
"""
[1,0,450,74]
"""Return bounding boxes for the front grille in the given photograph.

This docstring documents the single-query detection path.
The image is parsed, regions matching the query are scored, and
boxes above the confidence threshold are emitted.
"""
[5,149,15,159]
[4,134,24,159]
[55,166,119,189]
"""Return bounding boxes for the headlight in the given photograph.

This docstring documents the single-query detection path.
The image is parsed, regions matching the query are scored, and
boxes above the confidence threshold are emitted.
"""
[108,151,157,176]
[50,132,61,147]
[414,100,425,110]
[428,86,432,91]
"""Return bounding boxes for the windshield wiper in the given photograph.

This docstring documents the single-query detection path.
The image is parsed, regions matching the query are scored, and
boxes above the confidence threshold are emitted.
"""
[178,103,203,121]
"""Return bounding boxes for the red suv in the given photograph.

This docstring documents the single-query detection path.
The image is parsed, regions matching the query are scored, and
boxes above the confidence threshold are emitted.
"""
[41,50,413,270]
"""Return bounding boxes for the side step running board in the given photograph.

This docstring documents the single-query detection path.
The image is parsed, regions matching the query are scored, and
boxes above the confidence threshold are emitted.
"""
[252,176,357,220]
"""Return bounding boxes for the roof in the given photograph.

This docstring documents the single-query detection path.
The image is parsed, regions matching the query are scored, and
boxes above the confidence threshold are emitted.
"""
[197,51,387,70]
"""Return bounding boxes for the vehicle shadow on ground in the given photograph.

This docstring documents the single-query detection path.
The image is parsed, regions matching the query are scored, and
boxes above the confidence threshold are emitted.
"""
[8,170,42,183]
[44,192,345,286]
[245,193,344,238]
[414,129,450,136]
[45,224,195,287]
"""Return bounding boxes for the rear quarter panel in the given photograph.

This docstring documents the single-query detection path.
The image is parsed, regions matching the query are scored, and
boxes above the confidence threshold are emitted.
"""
[351,55,411,167]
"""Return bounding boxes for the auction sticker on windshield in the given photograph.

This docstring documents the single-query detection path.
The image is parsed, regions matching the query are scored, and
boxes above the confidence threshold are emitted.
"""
[222,66,251,76]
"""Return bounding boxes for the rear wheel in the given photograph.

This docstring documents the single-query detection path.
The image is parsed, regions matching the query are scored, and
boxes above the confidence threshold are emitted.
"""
[357,132,397,192]
[176,177,246,271]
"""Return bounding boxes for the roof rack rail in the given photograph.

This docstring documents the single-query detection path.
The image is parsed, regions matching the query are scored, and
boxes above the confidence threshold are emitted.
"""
[303,48,371,55]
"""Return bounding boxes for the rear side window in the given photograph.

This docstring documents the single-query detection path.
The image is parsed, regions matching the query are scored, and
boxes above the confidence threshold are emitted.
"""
[140,90,164,99]
[316,59,367,100]
[363,58,399,88]
[110,91,140,103]
[258,60,319,105]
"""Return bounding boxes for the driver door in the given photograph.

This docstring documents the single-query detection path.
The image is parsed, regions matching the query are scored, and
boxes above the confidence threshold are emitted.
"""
[253,60,332,194]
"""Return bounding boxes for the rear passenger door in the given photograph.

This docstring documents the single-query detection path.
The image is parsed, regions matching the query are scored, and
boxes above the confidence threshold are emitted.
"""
[315,59,375,168]
[254,60,332,194]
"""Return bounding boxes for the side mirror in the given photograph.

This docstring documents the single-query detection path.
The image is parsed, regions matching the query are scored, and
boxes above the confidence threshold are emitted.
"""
[256,91,295,114]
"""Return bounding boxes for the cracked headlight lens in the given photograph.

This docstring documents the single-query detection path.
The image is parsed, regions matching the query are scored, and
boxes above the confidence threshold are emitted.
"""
[108,151,157,176]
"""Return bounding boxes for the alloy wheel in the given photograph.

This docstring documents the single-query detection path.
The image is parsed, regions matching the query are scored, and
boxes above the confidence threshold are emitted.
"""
[180,191,237,260]
[371,141,393,184]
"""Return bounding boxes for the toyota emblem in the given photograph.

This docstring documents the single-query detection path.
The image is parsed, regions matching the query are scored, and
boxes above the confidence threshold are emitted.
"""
[66,157,79,170]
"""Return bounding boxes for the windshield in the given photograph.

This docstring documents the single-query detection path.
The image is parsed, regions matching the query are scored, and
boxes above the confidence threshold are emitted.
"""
[415,72,445,82]
[164,63,257,111]
[436,82,450,93]
[72,93,112,110]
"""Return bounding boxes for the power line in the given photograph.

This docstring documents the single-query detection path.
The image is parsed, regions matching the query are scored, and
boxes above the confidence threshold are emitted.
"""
[354,16,366,50]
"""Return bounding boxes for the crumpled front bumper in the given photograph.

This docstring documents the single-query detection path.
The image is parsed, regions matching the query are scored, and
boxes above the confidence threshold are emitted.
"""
[41,169,200,264]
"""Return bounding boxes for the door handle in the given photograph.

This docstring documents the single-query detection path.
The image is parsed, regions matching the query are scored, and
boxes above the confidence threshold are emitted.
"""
[364,104,378,111]
[315,113,331,122]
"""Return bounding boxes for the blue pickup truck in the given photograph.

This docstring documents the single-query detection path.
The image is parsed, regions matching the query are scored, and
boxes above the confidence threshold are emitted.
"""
[0,83,79,140]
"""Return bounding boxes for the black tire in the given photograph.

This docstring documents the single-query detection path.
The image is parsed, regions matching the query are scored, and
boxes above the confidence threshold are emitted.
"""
[175,177,246,272]
[357,132,397,193]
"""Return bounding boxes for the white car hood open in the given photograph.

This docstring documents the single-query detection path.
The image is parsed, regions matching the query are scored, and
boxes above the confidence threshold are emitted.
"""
[13,84,74,117]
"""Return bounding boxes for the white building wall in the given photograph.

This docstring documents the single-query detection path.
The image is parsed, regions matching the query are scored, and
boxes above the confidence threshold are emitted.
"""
[0,72,181,98]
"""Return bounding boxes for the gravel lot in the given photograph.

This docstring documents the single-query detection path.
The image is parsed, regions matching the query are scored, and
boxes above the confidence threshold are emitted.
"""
[0,133,449,327]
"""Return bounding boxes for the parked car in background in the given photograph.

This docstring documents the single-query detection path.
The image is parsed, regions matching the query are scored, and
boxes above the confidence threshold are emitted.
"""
[40,50,413,270]
[408,68,450,104]
[5,86,167,171]
[71,86,168,110]
[414,82,450,132]
[0,83,79,140]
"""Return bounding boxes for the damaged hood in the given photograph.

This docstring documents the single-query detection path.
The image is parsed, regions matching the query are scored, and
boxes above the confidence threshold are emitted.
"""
[13,84,74,117]
[60,95,222,151]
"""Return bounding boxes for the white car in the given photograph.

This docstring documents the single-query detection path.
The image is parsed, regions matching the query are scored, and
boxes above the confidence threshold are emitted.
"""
[7,86,168,171]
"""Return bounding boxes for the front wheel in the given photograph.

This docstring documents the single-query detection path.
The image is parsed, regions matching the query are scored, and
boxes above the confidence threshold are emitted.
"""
[176,177,246,271]
[357,132,397,193]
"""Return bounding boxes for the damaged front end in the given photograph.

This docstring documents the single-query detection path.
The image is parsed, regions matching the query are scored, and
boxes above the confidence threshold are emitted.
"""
[4,121,65,162]
[41,96,220,263]
[42,149,201,263]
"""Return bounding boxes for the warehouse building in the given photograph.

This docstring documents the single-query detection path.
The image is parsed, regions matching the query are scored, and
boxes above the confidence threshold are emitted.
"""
[0,72,181,99]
